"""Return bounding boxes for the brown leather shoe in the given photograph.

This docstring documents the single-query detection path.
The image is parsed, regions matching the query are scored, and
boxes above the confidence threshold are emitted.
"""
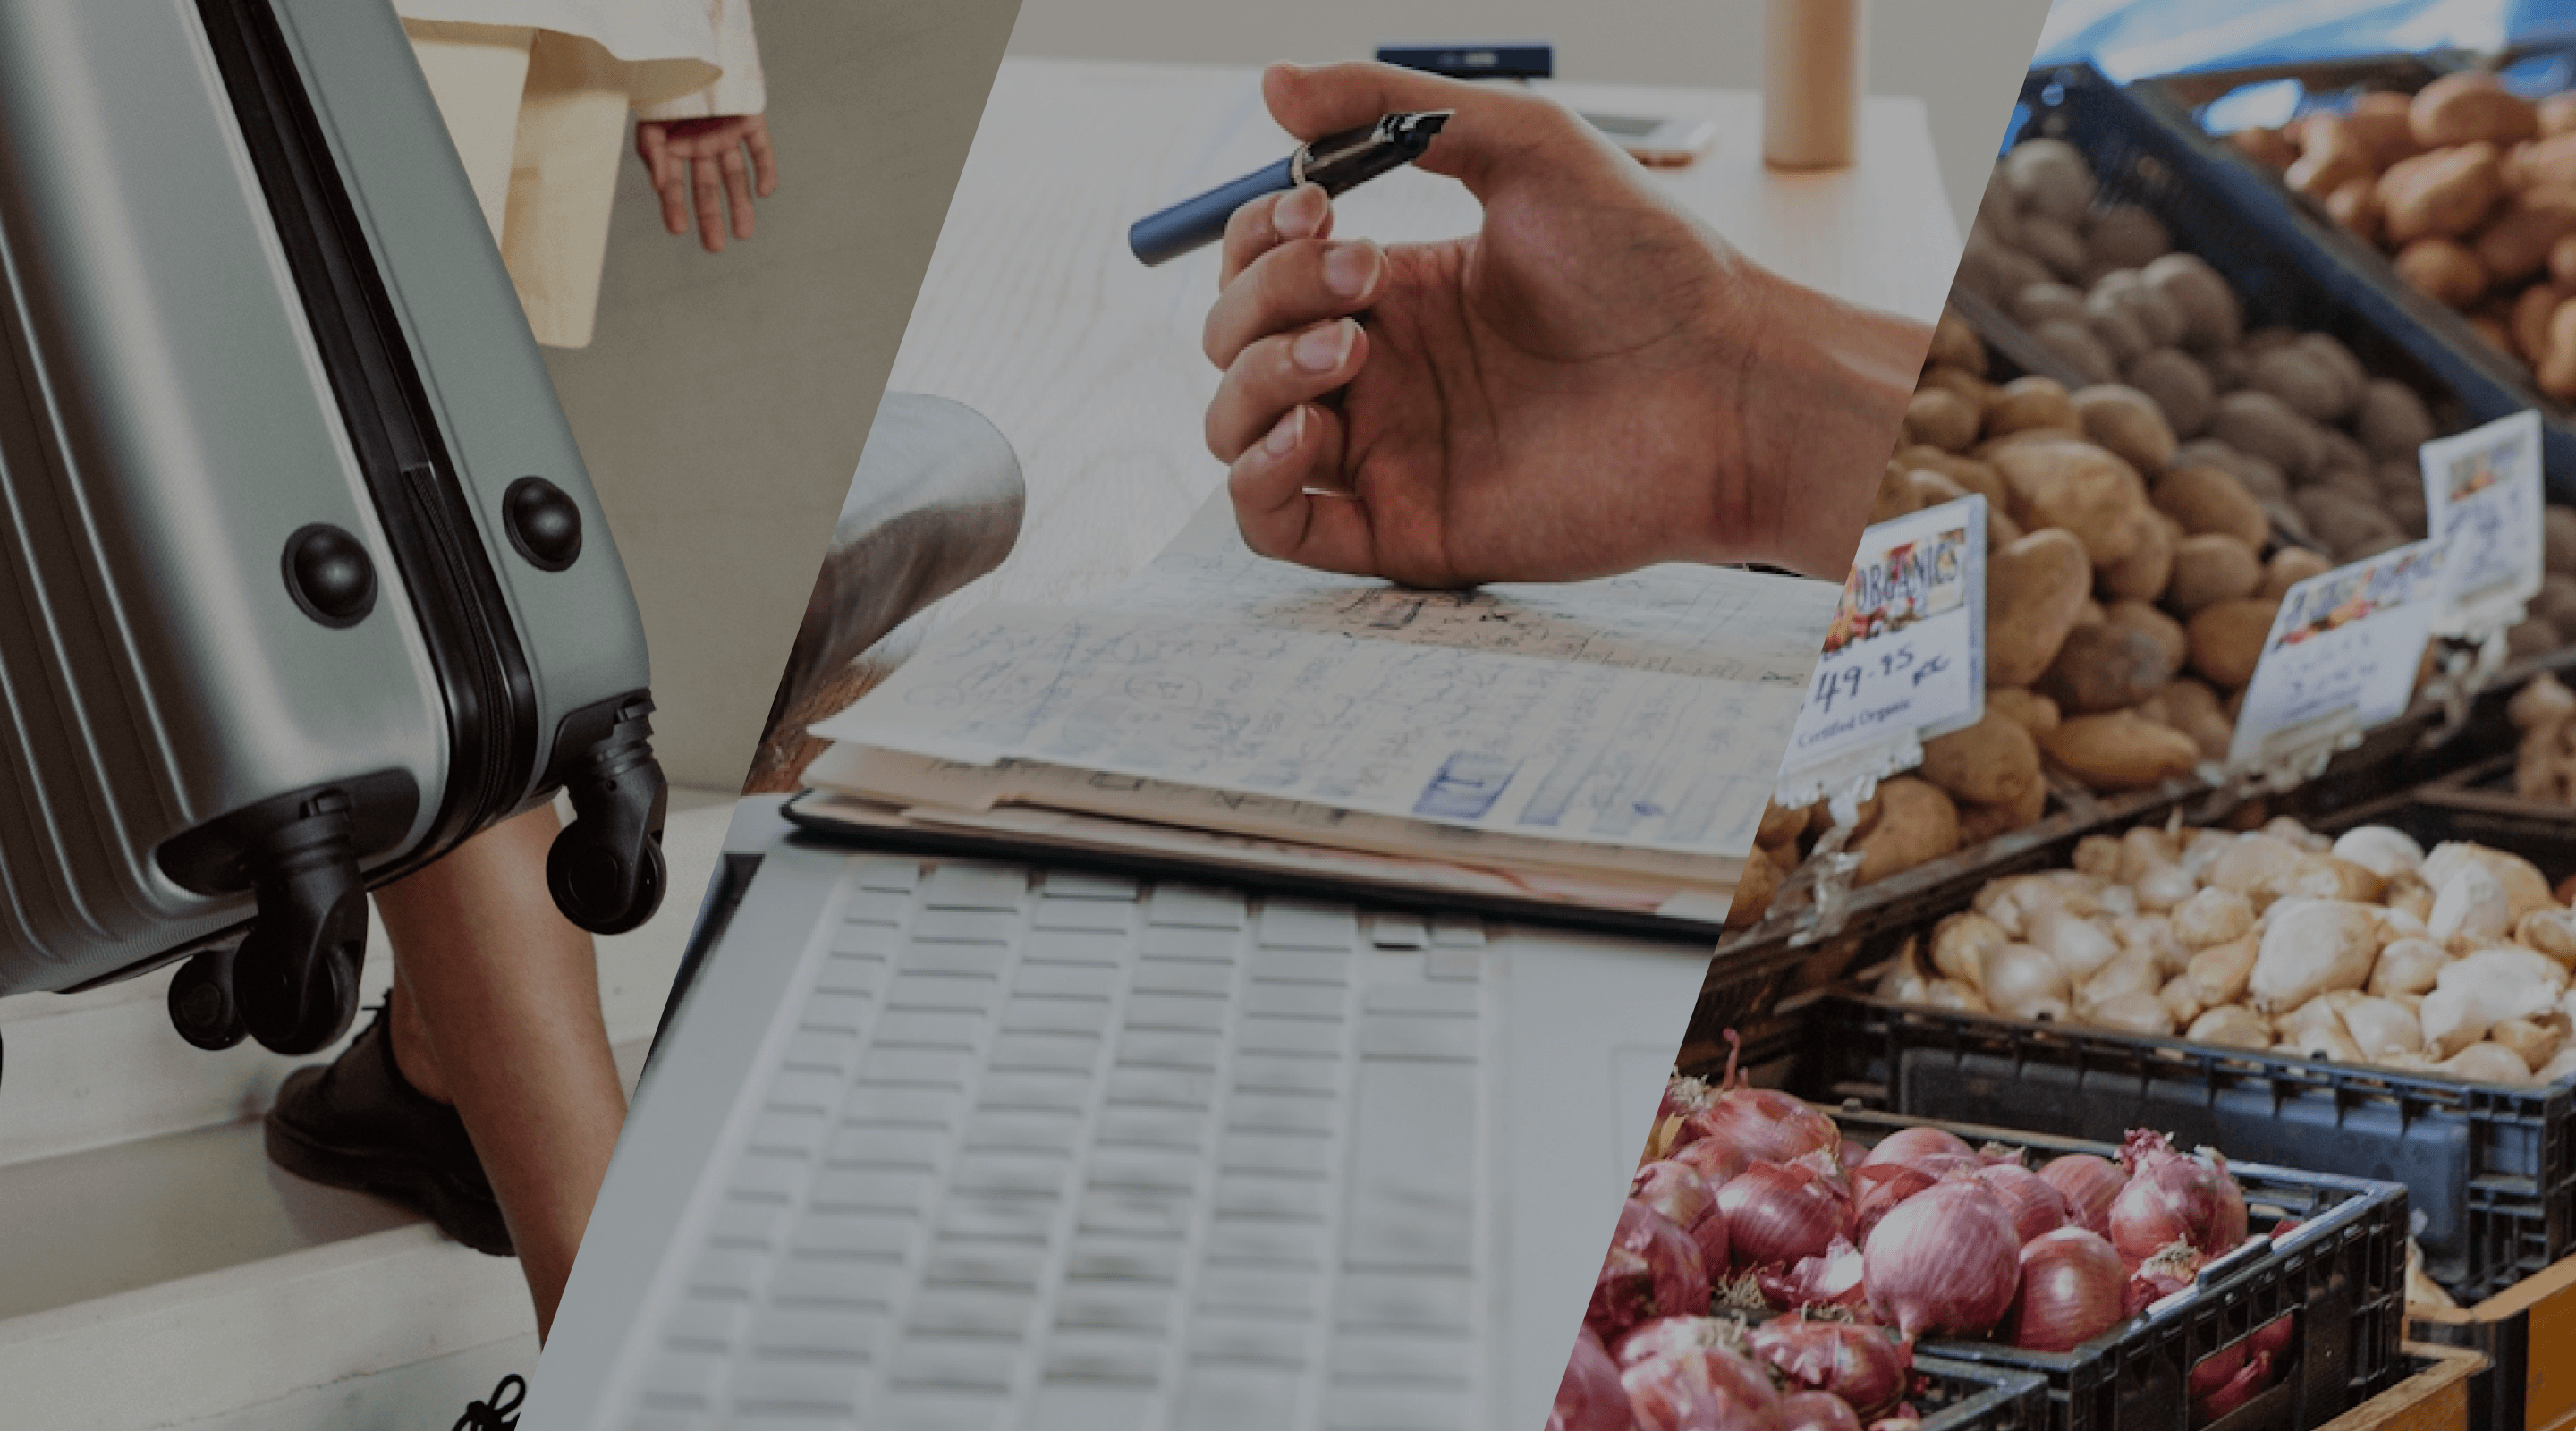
[263,1004,513,1255]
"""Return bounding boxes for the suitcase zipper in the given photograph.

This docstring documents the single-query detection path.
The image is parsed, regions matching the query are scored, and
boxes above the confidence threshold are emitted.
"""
[193,0,538,864]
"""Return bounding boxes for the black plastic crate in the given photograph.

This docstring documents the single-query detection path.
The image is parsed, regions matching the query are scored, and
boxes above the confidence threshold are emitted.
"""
[1653,1088,2410,1431]
[2018,59,2576,502]
[1919,1357,2055,1431]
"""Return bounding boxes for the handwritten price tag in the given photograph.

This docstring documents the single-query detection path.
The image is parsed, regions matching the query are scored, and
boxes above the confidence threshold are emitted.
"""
[2227,538,2446,768]
[1776,495,1986,790]
[2419,409,2544,638]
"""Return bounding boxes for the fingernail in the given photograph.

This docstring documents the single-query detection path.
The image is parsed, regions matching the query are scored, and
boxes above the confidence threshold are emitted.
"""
[1292,320,1354,373]
[1323,242,1379,300]
[1264,405,1307,456]
[1277,186,1325,239]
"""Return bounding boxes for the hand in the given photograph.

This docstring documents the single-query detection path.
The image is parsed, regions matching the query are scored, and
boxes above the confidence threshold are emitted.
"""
[635,114,780,253]
[1204,62,1930,587]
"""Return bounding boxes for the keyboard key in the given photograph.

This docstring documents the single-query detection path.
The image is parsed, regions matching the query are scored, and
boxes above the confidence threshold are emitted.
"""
[749,1110,831,1157]
[788,1211,917,1258]
[1194,1265,1321,1317]
[857,1047,977,1088]
[842,1084,964,1126]
[1123,993,1229,1032]
[1356,1014,1479,1063]
[1237,1017,1347,1057]
[1013,962,1120,997]
[1064,1232,1184,1283]
[936,1192,1062,1240]
[1085,1147,1202,1192]
[1255,901,1360,949]
[1206,1215,1328,1267]
[638,1349,729,1406]
[901,932,1014,972]
[1175,1367,1308,1431]
[851,859,922,893]
[869,1010,987,1049]
[961,1111,1082,1154]
[814,957,888,996]
[1335,1273,1473,1332]
[779,1032,862,1080]
[748,1307,890,1359]
[1249,949,1355,986]
[1328,1329,1474,1384]
[1052,1282,1174,1334]
[823,1125,948,1168]
[1424,947,1482,981]
[843,889,919,926]
[798,994,872,1033]
[909,1287,1039,1338]
[922,1242,1045,1291]
[1213,1173,1332,1220]
[1321,1384,1474,1431]
[870,1386,1011,1430]
[946,1149,1072,1198]
[1094,1105,1208,1150]
[1225,1091,1339,1136]
[987,1031,1102,1073]
[1145,886,1247,928]
[1038,1342,1167,1392]
[1346,1061,1477,1272]
[1130,958,1238,996]
[685,1248,766,1297]
[770,1255,906,1309]
[728,1357,865,1415]
[1228,1054,1343,1096]
[1114,1030,1224,1071]
[1186,1313,1312,1366]
[974,1070,1093,1113]
[1220,1130,1335,1178]
[1241,982,1346,1018]
[1360,982,1482,1016]
[767,1068,847,1113]
[1428,916,1484,948]
[999,995,1114,1036]
[1035,869,1138,900]
[665,1296,749,1350]
[917,863,1028,910]
[1103,1065,1216,1111]
[1364,914,1430,950]
[809,1167,936,1214]
[1023,927,1132,962]
[830,918,904,958]
[1076,1187,1196,1236]
[707,1198,792,1252]
[886,971,1004,1013]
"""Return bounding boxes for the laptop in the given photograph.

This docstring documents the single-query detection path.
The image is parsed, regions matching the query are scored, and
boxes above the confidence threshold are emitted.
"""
[523,799,1712,1431]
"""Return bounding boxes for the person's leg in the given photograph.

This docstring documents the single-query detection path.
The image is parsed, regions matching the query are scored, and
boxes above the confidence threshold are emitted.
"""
[374,804,626,1340]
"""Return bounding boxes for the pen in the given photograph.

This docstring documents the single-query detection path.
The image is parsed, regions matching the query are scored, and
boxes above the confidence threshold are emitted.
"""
[1127,110,1453,267]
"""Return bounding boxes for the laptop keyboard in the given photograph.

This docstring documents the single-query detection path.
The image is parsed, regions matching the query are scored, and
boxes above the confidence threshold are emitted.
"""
[615,857,1495,1431]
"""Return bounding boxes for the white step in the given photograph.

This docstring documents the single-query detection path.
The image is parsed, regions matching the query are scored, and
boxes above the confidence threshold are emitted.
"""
[0,791,733,1169]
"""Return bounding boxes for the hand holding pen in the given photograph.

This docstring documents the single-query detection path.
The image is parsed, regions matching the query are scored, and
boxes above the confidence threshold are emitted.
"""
[1195,61,1932,589]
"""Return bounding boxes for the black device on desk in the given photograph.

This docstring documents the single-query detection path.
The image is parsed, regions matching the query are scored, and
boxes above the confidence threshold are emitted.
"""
[1377,42,1553,80]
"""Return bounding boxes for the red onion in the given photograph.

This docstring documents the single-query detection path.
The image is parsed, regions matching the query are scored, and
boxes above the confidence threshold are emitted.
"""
[2111,1131,2249,1262]
[1637,1160,1733,1274]
[1552,1328,1631,1431]
[1614,1316,1745,1370]
[1719,1162,1854,1270]
[1852,1164,1936,1243]
[1862,1180,2022,1336]
[1677,1035,1841,1178]
[2250,1314,2294,1361]
[2124,1241,2203,1316]
[2186,1342,2247,1401]
[1678,1134,1754,1188]
[1860,1127,1974,1173]
[1782,1391,1864,1431]
[1749,1317,1913,1415]
[2038,1155,2127,1237]
[1610,1199,1715,1328]
[2005,1227,2129,1352]
[2190,1350,2271,1425]
[1758,1236,1870,1314]
[1977,1163,2073,1245]
[1590,1244,1657,1340]
[1623,1344,1788,1431]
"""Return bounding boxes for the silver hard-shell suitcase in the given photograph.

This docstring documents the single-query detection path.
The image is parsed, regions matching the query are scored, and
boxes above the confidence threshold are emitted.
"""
[0,0,668,1058]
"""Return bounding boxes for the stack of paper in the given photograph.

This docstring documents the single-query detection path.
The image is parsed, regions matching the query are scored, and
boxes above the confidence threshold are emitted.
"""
[800,496,1837,923]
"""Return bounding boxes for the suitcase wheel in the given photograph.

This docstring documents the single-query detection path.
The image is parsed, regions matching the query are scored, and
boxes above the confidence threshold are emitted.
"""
[547,699,669,936]
[230,801,369,1055]
[169,947,250,1051]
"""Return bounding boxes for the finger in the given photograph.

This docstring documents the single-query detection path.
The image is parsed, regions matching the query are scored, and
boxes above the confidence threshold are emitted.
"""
[1218,183,1335,289]
[721,143,756,240]
[692,156,727,252]
[1202,237,1382,368]
[745,120,781,198]
[1261,60,1553,195]
[1228,404,1379,577]
[655,161,691,237]
[1205,318,1367,461]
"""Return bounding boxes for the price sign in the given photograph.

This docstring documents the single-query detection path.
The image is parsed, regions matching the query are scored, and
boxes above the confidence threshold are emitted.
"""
[1776,495,1985,794]
[2419,410,2544,637]
[2227,538,2446,769]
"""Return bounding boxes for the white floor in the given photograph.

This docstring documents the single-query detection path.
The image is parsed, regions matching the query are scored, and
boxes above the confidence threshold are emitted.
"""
[0,790,734,1429]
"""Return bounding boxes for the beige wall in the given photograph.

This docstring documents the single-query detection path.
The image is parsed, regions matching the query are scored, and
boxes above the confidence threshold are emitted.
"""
[1002,0,2050,234]
[541,0,1021,789]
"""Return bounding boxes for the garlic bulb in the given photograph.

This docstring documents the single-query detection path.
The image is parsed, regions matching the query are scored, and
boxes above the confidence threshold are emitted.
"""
[2439,1042,2534,1085]
[2516,909,2576,969]
[2089,991,2175,1036]
[2187,1005,2272,1050]
[2207,834,2304,903]
[2331,826,2426,882]
[2436,946,2569,1026]
[2029,909,2123,981]
[2158,974,2205,1029]
[2339,997,2424,1063]
[2186,934,2259,1007]
[2421,843,2555,922]
[1930,911,2007,986]
[2080,951,2163,1009]
[1986,942,2069,1017]
[2419,985,2490,1061]
[2134,863,2199,911]
[2427,864,2511,949]
[2248,900,2380,1013]
[2491,1013,2569,1071]
[2368,938,2448,998]
[2111,914,2188,978]
[2171,888,2254,949]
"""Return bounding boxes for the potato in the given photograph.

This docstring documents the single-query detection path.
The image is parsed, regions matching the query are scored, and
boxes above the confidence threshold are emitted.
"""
[2071,385,2176,473]
[2356,380,2436,459]
[1957,778,2049,844]
[1917,365,1993,409]
[2411,75,2538,148]
[2005,138,2095,223]
[2327,176,2384,241]
[2046,711,2204,791]
[2394,235,2491,308]
[1904,388,1981,452]
[1727,846,1780,931]
[2106,598,2189,671]
[2209,391,2325,478]
[1953,234,2021,304]
[2259,546,2330,600]
[2514,282,2570,364]
[2508,616,2563,662]
[2380,142,2505,243]
[2177,440,2291,504]
[1928,309,1986,375]
[1919,708,2044,807]
[1898,446,2011,511]
[2165,533,2266,614]
[1987,529,2095,687]
[1988,437,2151,565]
[2533,571,2576,632]
[2245,345,2347,421]
[2142,253,2243,350]
[1871,463,1924,523]
[1852,776,1962,885]
[2288,114,2377,197]
[2297,334,2368,412]
[1987,687,2061,739]
[2151,463,2271,549]
[2124,348,2215,437]
[2349,90,2421,163]
[2038,622,2181,715]
[2013,281,2090,330]
[2093,269,2190,350]
[2188,597,2283,689]
[2099,510,2175,602]
[2230,126,2299,170]
[2031,317,2120,385]
[2157,677,2235,760]
[2299,487,2403,558]
[2088,206,2172,269]
[2540,297,2576,399]
[2546,504,2576,573]
[1984,375,2079,438]
[2021,216,2092,282]
[2474,191,2576,282]
[2545,92,2576,139]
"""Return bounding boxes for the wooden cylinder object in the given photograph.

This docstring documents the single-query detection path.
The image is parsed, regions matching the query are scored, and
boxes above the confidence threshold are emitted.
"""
[1764,0,1865,170]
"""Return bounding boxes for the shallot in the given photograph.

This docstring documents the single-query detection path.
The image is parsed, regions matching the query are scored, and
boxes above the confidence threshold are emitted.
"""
[2006,1227,2128,1352]
[1748,1317,1912,1415]
[1552,1328,1631,1431]
[1720,1162,1852,1270]
[2109,1132,2246,1262]
[2036,1154,2126,1236]
[1862,1180,2022,1335]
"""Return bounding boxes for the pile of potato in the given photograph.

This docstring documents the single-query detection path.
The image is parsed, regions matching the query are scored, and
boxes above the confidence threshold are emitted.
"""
[2227,74,2576,394]
[2512,671,2576,800]
[1875,816,2576,1088]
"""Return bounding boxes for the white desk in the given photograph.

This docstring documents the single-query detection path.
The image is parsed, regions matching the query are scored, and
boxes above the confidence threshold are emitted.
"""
[869,56,1961,661]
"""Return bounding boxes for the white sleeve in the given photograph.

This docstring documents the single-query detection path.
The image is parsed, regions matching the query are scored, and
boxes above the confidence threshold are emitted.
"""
[633,0,764,119]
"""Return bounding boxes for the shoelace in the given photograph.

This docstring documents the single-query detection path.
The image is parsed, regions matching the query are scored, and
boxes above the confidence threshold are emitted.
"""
[453,1374,524,1431]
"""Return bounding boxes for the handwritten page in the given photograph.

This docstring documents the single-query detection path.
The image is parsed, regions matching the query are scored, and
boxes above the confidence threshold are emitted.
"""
[1093,495,1838,686]
[809,603,1801,857]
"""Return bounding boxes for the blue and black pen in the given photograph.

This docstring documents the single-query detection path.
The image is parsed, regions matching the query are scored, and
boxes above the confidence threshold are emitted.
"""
[1127,110,1453,267]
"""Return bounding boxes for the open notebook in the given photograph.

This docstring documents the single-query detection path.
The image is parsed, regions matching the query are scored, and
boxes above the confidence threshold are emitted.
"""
[793,495,1836,936]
